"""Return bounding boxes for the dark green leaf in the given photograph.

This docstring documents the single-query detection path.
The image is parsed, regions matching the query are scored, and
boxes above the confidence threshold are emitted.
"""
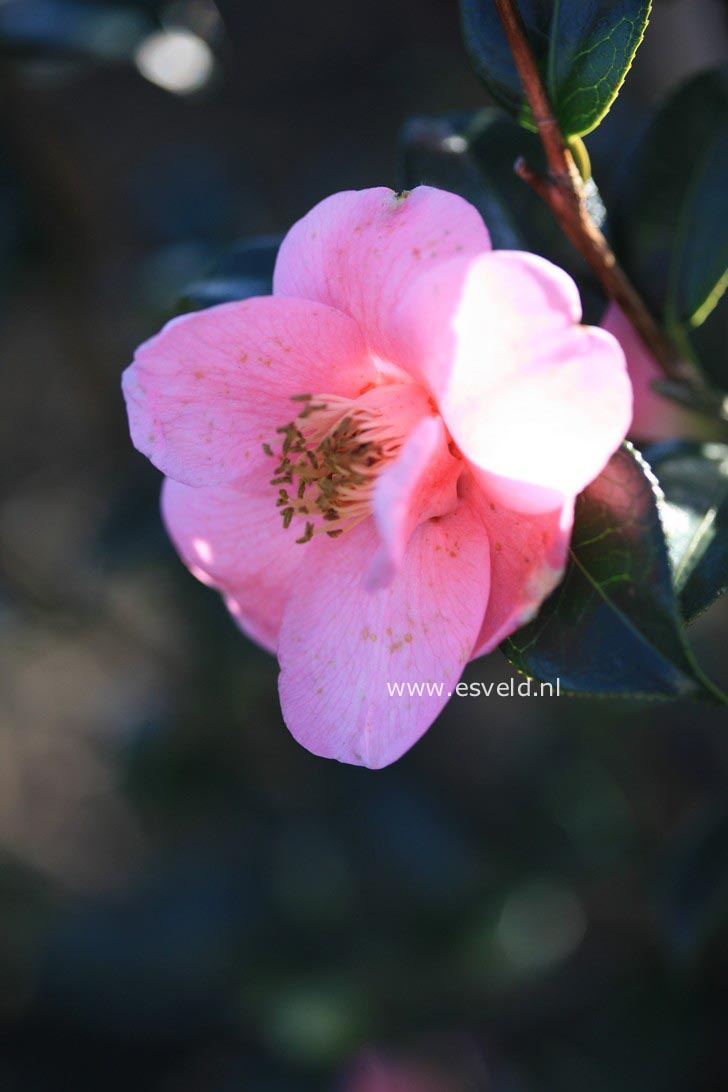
[686,280,728,392]
[460,1,550,126]
[643,441,728,625]
[670,122,728,329]
[179,235,281,312]
[502,444,724,702]
[398,109,605,323]
[612,65,728,326]
[459,0,651,138]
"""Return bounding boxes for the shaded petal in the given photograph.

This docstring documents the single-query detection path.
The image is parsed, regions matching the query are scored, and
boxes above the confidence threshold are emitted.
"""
[162,474,305,653]
[273,186,491,363]
[462,470,573,658]
[602,301,707,442]
[365,415,462,591]
[123,297,376,487]
[391,250,632,510]
[278,506,490,769]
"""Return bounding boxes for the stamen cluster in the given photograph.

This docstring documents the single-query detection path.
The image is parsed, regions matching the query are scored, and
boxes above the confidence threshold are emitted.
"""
[265,394,401,543]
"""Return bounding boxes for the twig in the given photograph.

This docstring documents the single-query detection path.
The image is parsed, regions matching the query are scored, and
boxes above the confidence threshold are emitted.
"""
[492,0,727,418]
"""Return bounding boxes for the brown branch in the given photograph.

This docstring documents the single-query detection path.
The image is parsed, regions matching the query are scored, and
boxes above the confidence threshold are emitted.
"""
[493,0,575,183]
[493,0,727,418]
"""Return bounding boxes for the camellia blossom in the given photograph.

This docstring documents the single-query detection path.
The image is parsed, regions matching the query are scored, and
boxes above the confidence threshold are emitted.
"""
[123,186,631,768]
[601,300,709,442]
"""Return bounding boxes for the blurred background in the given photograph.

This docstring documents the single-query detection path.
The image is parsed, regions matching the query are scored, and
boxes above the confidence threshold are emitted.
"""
[1,0,728,1088]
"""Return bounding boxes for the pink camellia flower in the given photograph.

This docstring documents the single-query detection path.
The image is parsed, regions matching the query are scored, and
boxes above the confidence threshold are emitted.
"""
[123,186,631,768]
[601,301,708,441]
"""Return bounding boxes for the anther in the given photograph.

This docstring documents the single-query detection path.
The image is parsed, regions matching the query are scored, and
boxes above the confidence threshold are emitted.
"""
[295,521,315,544]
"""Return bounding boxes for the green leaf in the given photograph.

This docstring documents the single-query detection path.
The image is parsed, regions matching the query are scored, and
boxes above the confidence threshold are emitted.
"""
[685,280,728,392]
[459,0,651,138]
[670,122,728,329]
[643,441,728,625]
[178,236,280,312]
[398,109,606,322]
[502,444,725,702]
[612,65,728,328]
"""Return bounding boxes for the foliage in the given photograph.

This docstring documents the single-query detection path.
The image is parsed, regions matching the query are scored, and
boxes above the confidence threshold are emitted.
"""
[611,66,728,331]
[502,445,724,701]
[645,441,728,625]
[459,0,652,137]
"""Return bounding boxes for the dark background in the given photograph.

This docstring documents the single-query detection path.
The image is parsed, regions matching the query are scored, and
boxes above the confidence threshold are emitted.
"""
[1,1,728,1088]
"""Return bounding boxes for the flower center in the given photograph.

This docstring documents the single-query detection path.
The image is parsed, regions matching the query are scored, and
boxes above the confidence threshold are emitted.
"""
[266,389,412,544]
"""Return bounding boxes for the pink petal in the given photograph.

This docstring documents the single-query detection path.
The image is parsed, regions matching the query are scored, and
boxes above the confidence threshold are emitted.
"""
[161,474,306,653]
[365,415,462,591]
[462,470,573,658]
[272,186,491,362]
[123,297,376,487]
[277,507,490,769]
[602,301,707,442]
[390,251,632,511]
